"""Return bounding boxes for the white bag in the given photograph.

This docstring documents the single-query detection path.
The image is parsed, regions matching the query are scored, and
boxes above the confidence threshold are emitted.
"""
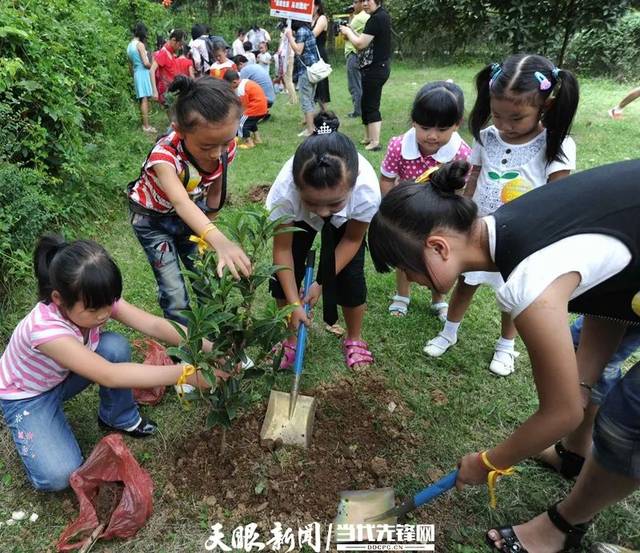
[301,46,332,84]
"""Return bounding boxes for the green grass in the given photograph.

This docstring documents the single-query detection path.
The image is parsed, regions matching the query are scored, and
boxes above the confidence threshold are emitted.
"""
[1,62,640,552]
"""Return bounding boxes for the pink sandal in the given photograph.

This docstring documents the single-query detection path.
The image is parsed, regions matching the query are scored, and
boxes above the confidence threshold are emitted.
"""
[272,338,297,370]
[342,339,374,370]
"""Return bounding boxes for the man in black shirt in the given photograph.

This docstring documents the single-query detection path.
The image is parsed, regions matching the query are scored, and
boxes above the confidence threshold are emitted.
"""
[340,0,391,151]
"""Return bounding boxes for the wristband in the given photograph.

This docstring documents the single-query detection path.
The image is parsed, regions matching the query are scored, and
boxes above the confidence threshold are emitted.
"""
[176,364,197,398]
[479,451,515,509]
[287,301,301,323]
[189,223,218,255]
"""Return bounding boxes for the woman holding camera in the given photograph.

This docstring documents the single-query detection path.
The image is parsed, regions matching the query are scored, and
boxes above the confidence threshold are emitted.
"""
[340,0,392,151]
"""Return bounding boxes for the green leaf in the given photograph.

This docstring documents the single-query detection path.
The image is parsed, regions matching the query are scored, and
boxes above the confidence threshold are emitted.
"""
[502,171,520,180]
[488,171,501,180]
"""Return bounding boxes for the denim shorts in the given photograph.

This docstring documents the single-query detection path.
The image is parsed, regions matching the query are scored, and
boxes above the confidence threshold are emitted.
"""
[593,360,640,479]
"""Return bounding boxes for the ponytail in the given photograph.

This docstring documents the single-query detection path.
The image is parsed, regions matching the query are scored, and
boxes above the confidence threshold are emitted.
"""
[469,63,495,144]
[33,234,122,308]
[541,68,579,164]
[369,161,477,276]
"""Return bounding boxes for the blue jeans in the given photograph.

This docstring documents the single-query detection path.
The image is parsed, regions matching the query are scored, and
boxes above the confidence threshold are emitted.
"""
[131,211,197,325]
[346,52,362,116]
[571,316,640,404]
[0,332,141,491]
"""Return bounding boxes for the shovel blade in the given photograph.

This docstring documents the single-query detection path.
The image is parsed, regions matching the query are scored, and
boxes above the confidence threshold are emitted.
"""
[260,390,317,449]
[335,487,396,526]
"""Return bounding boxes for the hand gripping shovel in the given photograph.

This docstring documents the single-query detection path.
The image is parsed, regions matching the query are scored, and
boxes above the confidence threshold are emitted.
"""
[260,251,318,449]
[335,470,458,525]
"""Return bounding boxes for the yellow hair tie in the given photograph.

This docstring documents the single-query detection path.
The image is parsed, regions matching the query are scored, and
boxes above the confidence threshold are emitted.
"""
[189,223,217,256]
[415,165,441,184]
[176,364,197,397]
[480,451,515,509]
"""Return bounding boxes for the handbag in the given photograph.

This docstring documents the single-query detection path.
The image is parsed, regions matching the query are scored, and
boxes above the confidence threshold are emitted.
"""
[300,46,332,84]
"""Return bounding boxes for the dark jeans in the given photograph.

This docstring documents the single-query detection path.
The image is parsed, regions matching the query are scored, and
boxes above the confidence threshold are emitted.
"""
[130,211,197,325]
[361,61,390,125]
[346,52,362,116]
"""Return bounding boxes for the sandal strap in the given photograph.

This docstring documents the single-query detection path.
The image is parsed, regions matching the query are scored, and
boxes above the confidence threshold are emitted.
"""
[554,442,585,479]
[546,502,590,548]
[486,526,529,553]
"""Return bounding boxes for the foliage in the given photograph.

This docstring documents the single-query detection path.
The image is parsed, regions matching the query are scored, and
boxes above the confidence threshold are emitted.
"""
[167,206,295,438]
[394,0,632,68]
[567,10,640,78]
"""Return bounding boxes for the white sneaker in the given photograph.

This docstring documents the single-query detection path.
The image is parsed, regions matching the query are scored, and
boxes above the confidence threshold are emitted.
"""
[489,348,520,376]
[423,332,457,357]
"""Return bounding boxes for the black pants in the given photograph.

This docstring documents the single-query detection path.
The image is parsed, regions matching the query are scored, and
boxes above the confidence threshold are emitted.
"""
[361,61,390,125]
[269,221,367,307]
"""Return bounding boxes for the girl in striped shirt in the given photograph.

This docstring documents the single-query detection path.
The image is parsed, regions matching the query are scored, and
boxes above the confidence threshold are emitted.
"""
[0,235,208,491]
[128,75,252,325]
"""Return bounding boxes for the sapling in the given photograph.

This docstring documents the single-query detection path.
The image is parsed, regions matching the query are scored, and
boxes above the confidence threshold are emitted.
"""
[168,205,298,452]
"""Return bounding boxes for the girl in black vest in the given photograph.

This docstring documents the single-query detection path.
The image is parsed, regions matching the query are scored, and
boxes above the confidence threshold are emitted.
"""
[369,160,640,552]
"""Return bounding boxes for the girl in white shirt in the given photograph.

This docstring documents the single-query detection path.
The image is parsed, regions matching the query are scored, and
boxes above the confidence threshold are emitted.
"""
[423,54,580,377]
[266,112,380,370]
[369,159,640,553]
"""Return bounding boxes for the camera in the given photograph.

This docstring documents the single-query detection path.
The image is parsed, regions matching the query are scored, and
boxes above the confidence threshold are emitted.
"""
[332,18,349,35]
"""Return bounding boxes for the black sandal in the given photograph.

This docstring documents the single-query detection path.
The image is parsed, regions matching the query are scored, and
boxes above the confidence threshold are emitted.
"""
[485,502,590,553]
[537,441,585,479]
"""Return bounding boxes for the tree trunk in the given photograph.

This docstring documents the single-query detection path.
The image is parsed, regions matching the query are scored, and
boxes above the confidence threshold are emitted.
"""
[558,0,576,66]
[220,426,227,455]
[207,0,215,25]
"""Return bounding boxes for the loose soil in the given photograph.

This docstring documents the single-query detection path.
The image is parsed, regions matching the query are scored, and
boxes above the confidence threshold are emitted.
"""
[95,482,125,526]
[245,184,271,203]
[171,370,458,546]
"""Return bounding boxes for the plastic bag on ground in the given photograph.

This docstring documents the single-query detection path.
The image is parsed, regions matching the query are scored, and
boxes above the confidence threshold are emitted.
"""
[56,434,154,551]
[132,339,171,405]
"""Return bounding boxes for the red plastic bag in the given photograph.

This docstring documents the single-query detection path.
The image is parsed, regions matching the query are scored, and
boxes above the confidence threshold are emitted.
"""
[132,339,171,405]
[56,434,154,551]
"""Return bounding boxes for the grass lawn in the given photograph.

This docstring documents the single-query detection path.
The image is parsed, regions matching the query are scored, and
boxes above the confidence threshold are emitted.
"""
[1,61,640,552]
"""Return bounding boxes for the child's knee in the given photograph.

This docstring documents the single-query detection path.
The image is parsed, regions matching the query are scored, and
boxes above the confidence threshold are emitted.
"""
[30,460,81,492]
[97,332,131,364]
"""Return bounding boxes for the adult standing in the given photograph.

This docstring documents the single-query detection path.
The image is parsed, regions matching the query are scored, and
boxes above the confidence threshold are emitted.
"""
[247,23,271,55]
[232,28,246,57]
[312,0,331,111]
[150,29,185,106]
[286,21,319,137]
[344,0,369,118]
[340,0,392,151]
[127,22,155,133]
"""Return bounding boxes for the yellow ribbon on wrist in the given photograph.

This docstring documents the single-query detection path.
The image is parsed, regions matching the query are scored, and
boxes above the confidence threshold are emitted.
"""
[480,451,515,509]
[176,364,197,397]
[189,222,217,256]
[287,301,301,323]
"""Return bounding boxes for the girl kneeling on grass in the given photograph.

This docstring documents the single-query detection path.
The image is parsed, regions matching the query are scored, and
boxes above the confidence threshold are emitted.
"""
[369,159,640,552]
[266,111,381,370]
[128,75,251,326]
[0,235,208,492]
[380,80,472,321]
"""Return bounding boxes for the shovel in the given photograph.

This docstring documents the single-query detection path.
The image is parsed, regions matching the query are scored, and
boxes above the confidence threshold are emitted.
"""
[335,470,458,526]
[260,250,317,449]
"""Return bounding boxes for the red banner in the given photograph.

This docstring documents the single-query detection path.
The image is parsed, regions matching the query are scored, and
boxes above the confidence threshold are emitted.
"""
[270,0,313,22]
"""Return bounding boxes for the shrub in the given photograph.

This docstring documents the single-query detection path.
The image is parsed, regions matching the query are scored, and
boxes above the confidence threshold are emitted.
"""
[567,10,640,78]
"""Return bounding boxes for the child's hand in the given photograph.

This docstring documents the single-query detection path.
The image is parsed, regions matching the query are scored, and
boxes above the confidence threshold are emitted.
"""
[184,366,213,389]
[209,234,252,279]
[302,281,322,308]
[455,452,489,490]
[290,304,311,330]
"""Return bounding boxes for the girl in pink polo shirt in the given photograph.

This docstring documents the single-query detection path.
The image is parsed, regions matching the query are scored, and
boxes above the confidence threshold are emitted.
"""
[380,81,471,320]
[0,235,208,491]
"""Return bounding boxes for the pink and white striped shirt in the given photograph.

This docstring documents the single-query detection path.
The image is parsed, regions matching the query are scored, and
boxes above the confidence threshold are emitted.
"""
[0,301,118,400]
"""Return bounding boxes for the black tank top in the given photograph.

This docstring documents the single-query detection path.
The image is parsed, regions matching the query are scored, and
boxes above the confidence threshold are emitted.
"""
[492,159,640,324]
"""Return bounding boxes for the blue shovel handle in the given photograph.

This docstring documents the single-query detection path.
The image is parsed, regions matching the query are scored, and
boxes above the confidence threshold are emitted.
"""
[292,250,315,378]
[413,470,458,508]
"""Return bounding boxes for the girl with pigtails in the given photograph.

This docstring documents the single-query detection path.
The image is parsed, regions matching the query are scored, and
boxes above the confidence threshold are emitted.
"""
[423,54,580,377]
[369,158,640,553]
